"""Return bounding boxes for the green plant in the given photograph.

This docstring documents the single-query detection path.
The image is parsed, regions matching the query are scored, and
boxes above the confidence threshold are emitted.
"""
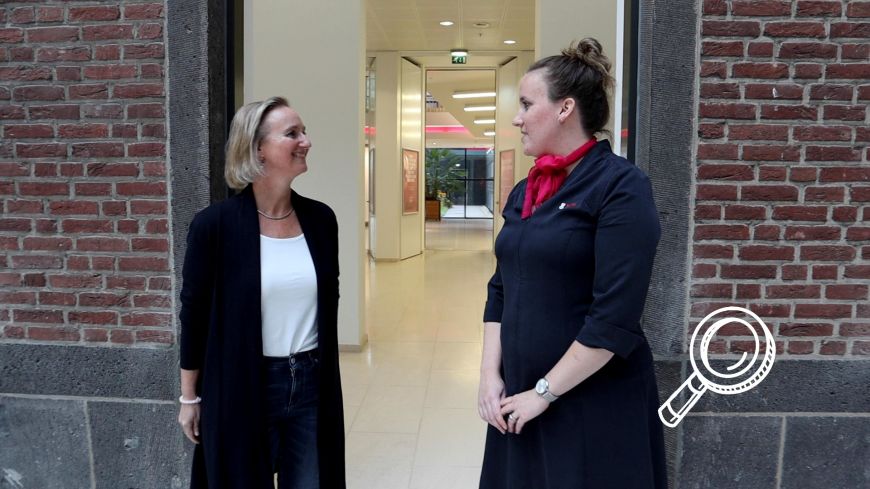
[425,148,466,208]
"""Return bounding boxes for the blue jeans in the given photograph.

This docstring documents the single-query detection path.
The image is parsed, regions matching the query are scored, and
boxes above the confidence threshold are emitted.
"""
[263,350,320,489]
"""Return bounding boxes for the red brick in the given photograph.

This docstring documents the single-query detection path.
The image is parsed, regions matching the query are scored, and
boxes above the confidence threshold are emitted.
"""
[807,146,862,162]
[6,200,43,214]
[795,63,824,79]
[787,341,815,354]
[94,44,121,61]
[136,329,173,344]
[698,165,755,180]
[805,187,845,202]
[118,257,168,272]
[794,125,852,142]
[825,104,867,121]
[0,106,26,120]
[702,41,744,57]
[696,184,739,200]
[35,219,57,233]
[779,322,832,336]
[114,83,163,99]
[767,285,821,299]
[690,302,742,317]
[809,85,854,101]
[137,23,163,40]
[833,206,858,222]
[124,3,164,19]
[729,124,789,141]
[796,1,842,16]
[853,187,870,201]
[58,123,109,139]
[29,327,80,341]
[82,24,133,41]
[841,323,870,336]
[813,265,839,280]
[69,83,108,100]
[700,103,757,120]
[801,245,857,260]
[765,22,826,38]
[66,255,90,270]
[853,342,870,355]
[748,42,774,57]
[789,167,816,183]
[704,0,728,15]
[84,329,109,342]
[128,142,165,157]
[820,167,870,182]
[795,303,852,318]
[13,85,64,101]
[779,42,839,59]
[725,204,767,220]
[4,124,53,138]
[83,64,136,80]
[701,61,727,78]
[703,20,761,37]
[753,224,782,240]
[691,284,733,298]
[827,284,868,300]
[116,182,166,196]
[140,64,163,79]
[732,63,789,79]
[61,219,113,233]
[697,145,741,161]
[699,123,726,139]
[820,340,847,355]
[75,237,128,252]
[101,201,128,216]
[55,67,81,82]
[79,292,131,308]
[841,44,870,60]
[38,292,76,306]
[761,105,818,120]
[118,220,139,233]
[14,309,64,324]
[48,274,102,289]
[82,104,123,119]
[785,226,841,241]
[741,185,799,201]
[124,43,164,59]
[738,244,794,260]
[121,312,171,327]
[71,143,123,158]
[69,311,118,325]
[142,123,165,138]
[736,284,761,299]
[29,104,79,120]
[694,244,733,258]
[26,26,79,43]
[131,237,169,253]
[782,265,808,280]
[847,2,870,17]
[9,46,34,62]
[721,264,778,279]
[847,226,870,241]
[33,162,56,177]
[74,182,112,196]
[69,6,120,22]
[18,182,68,197]
[859,128,870,142]
[47,201,98,216]
[22,236,72,251]
[106,276,146,290]
[826,64,870,79]
[0,66,52,81]
[36,7,64,23]
[110,329,134,344]
[133,294,171,308]
[700,83,740,99]
[86,162,138,177]
[0,218,30,233]
[759,166,787,181]
[0,292,36,305]
[830,22,870,38]
[695,204,722,220]
[10,7,35,24]
[3,326,25,339]
[743,145,801,162]
[846,265,870,279]
[732,0,792,16]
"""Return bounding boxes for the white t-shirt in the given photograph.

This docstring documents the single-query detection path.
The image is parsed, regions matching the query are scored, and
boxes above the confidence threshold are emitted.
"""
[259,234,318,357]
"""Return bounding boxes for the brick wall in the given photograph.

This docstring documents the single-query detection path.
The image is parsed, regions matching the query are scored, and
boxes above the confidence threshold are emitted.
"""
[0,1,171,347]
[694,0,869,356]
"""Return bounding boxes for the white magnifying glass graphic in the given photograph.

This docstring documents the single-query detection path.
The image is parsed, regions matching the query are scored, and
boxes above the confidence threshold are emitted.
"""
[658,306,776,428]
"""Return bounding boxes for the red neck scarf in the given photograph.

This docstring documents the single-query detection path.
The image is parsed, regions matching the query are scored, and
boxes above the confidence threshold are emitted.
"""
[521,138,597,219]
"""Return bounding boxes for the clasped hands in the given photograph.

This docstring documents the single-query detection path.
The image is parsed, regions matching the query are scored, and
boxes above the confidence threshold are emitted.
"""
[478,372,549,435]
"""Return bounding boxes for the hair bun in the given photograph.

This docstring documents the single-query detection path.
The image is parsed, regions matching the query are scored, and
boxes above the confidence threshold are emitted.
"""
[561,37,613,89]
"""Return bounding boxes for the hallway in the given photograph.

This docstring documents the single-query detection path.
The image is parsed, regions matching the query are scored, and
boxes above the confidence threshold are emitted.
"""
[341,249,495,488]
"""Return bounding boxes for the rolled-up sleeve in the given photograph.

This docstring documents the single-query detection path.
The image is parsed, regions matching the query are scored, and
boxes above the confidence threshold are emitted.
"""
[576,167,661,359]
[179,212,215,370]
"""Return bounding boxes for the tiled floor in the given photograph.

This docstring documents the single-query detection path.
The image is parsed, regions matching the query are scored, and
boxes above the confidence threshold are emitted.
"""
[341,245,495,489]
[424,218,493,251]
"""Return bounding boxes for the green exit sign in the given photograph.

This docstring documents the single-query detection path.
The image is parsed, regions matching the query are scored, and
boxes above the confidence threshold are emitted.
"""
[451,55,467,64]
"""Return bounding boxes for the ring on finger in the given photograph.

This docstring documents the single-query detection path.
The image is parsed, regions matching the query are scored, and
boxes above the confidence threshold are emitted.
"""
[508,413,516,421]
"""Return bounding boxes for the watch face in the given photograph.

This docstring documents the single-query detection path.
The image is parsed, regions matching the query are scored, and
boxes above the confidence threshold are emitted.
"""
[535,378,547,394]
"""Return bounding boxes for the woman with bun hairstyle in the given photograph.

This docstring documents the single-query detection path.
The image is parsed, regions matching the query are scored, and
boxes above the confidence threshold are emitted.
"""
[177,97,345,488]
[477,39,667,488]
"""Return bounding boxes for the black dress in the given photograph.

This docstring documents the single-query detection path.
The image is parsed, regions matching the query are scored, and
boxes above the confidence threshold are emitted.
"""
[480,141,667,489]
[179,186,346,489]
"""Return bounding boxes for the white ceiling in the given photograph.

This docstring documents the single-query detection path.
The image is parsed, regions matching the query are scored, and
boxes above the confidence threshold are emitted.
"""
[367,0,535,52]
[426,69,496,146]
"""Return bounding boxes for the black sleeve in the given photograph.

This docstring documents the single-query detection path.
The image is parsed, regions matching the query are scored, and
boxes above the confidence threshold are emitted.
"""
[576,168,661,359]
[482,180,523,323]
[179,211,215,370]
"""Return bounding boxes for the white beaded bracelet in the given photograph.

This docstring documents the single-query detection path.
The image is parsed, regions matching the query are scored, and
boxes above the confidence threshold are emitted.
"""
[179,395,202,405]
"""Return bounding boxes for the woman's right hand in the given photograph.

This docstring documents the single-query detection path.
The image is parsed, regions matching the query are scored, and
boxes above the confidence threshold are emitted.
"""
[478,370,508,434]
[178,404,201,444]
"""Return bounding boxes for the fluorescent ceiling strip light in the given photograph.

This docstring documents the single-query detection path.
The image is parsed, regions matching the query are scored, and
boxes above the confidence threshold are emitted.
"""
[464,105,496,112]
[473,119,496,125]
[453,91,496,99]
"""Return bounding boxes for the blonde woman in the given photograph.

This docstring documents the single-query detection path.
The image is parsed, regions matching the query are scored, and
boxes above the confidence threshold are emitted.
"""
[177,97,344,488]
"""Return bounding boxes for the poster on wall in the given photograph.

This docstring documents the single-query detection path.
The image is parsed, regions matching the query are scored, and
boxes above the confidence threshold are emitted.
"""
[499,149,515,213]
[402,148,419,215]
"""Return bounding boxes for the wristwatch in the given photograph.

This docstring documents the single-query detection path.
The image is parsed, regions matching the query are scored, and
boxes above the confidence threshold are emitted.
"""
[535,377,559,403]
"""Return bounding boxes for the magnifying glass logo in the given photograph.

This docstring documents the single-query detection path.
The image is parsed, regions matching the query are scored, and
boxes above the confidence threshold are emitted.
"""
[658,306,777,428]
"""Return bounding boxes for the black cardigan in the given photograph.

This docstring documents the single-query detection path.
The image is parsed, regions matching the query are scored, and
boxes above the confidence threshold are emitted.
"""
[179,185,345,489]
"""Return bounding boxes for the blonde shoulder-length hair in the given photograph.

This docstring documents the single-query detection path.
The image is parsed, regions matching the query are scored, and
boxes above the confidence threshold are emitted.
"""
[224,96,289,190]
